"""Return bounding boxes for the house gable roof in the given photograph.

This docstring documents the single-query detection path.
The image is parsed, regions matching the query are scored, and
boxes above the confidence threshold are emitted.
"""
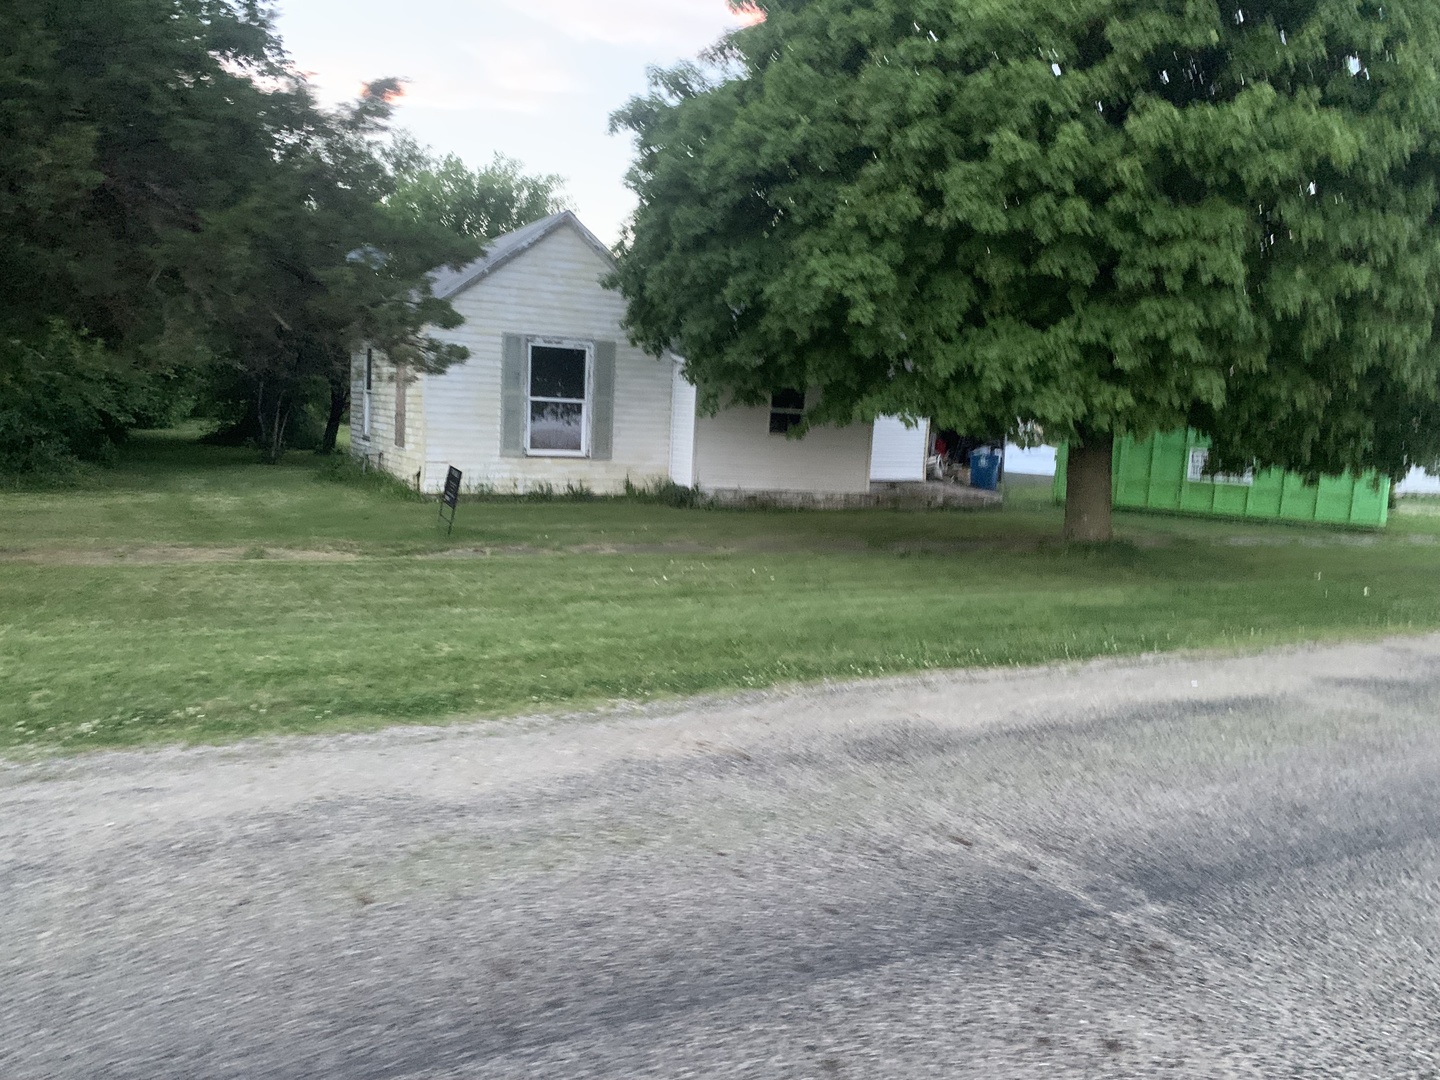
[429,210,615,301]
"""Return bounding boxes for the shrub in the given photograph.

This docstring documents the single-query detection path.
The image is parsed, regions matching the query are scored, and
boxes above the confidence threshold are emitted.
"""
[623,476,705,508]
[0,322,139,476]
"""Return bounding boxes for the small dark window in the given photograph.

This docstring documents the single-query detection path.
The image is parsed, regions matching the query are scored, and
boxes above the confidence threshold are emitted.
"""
[769,388,805,434]
[361,349,375,438]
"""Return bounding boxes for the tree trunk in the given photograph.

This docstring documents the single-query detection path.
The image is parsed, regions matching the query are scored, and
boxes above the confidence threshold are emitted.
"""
[319,377,348,455]
[255,378,267,449]
[260,390,290,465]
[1063,433,1114,542]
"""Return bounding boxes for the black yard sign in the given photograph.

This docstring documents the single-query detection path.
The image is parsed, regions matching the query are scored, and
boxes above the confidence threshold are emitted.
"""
[439,466,462,534]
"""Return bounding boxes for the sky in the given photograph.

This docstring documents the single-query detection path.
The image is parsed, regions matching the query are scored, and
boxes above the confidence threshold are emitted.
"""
[271,0,761,246]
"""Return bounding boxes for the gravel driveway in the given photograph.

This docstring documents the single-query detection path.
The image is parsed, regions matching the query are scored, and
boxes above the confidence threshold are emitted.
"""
[4,637,1440,1078]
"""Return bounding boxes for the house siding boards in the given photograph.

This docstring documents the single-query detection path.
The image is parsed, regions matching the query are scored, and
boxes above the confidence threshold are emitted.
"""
[349,210,882,499]
[421,224,674,494]
[355,220,676,495]
[669,368,697,486]
[351,350,427,486]
[693,401,874,495]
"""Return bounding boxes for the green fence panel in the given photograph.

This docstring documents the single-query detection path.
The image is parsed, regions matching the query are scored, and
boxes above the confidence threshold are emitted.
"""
[1147,433,1187,510]
[1179,472,1216,515]
[1278,473,1317,521]
[1244,470,1285,518]
[1349,478,1390,527]
[1054,430,1389,528]
[1213,482,1251,517]
[1314,475,1355,524]
[1114,438,1149,508]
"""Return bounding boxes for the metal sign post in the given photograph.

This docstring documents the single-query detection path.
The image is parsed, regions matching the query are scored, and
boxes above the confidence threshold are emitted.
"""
[439,466,462,535]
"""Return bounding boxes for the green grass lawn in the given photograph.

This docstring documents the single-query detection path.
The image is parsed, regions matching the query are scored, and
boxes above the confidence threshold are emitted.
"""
[4,429,1440,754]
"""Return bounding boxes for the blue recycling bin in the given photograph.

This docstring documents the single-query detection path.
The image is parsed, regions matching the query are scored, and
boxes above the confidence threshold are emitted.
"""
[969,448,1001,491]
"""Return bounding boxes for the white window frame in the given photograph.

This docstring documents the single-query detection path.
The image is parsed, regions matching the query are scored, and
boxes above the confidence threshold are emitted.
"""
[362,348,374,440]
[768,388,806,435]
[525,337,593,458]
[1187,447,1254,486]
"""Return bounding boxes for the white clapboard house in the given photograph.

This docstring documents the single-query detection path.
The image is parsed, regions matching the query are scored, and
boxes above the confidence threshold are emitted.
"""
[350,211,928,495]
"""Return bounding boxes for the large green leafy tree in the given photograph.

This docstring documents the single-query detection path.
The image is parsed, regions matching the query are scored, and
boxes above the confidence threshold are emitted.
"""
[168,82,481,461]
[0,0,287,468]
[386,134,568,240]
[612,0,1440,539]
[1,0,483,467]
[0,0,285,346]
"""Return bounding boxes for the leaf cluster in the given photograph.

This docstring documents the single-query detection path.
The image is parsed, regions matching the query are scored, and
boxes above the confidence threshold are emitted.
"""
[0,0,489,466]
[163,79,483,458]
[385,134,569,241]
[613,0,1440,478]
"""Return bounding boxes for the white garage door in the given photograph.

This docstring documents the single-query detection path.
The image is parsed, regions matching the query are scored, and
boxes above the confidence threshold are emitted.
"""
[869,416,929,482]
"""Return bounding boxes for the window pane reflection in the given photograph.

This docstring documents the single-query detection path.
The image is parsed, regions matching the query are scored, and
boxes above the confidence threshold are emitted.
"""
[529,401,583,451]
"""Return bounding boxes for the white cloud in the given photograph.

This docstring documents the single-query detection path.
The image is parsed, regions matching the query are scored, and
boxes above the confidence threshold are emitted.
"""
[404,39,580,113]
[283,36,578,115]
[270,0,760,243]
[500,0,749,49]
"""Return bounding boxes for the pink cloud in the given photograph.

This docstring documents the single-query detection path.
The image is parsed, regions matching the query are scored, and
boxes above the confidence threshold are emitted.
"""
[500,0,757,49]
[732,3,765,27]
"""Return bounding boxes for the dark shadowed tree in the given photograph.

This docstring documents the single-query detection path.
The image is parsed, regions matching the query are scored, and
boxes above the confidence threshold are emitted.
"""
[167,82,481,462]
[0,0,290,467]
[1,1,486,469]
[611,0,1440,539]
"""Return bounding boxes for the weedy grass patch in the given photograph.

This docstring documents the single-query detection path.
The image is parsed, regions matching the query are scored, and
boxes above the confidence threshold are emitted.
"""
[4,432,1440,753]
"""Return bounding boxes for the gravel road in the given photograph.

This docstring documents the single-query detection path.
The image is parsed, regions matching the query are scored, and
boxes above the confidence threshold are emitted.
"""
[4,637,1440,1078]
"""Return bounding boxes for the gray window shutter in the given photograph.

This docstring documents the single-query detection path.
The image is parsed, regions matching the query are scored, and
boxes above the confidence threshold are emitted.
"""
[591,341,616,461]
[393,363,406,448]
[501,334,526,457]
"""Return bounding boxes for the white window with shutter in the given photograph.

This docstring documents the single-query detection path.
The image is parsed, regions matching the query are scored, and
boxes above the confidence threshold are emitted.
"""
[500,334,616,461]
[525,339,592,456]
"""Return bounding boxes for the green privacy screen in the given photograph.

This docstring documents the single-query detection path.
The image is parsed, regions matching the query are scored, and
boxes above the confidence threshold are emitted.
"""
[1052,430,1390,528]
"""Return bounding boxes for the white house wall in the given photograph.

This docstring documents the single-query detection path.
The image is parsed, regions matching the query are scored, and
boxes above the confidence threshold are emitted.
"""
[1003,444,1058,476]
[693,400,873,495]
[349,352,427,487]
[418,225,675,494]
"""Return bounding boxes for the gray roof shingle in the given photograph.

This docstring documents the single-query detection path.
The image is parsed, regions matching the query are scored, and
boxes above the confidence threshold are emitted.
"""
[428,210,615,300]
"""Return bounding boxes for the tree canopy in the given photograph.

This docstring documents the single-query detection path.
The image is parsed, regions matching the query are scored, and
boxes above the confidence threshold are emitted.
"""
[1,0,292,469]
[612,0,1440,537]
[386,134,568,240]
[0,0,563,469]
[1,0,286,351]
[164,82,481,460]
